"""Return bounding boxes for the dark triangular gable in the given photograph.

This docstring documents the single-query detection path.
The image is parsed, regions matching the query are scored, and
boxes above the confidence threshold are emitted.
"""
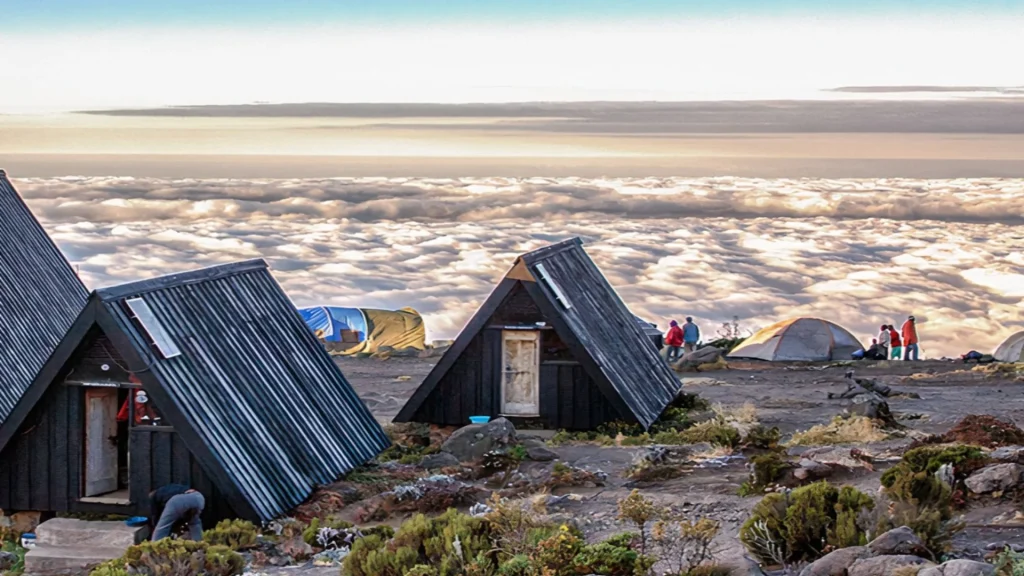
[0,260,390,522]
[396,238,679,428]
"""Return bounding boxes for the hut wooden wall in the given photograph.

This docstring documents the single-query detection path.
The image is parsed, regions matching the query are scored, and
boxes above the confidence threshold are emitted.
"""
[0,373,233,523]
[411,282,624,430]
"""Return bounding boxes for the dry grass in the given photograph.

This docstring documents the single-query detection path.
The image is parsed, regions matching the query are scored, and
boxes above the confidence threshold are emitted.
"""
[787,416,890,446]
[891,566,923,576]
[972,363,1024,380]
[713,402,758,424]
[697,357,729,372]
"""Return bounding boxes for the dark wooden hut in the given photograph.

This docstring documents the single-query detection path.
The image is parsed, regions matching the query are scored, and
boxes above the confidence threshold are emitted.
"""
[0,260,389,523]
[395,238,680,431]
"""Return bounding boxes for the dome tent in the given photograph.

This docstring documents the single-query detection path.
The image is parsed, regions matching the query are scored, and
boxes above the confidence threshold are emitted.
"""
[298,306,426,354]
[729,317,864,362]
[994,331,1024,363]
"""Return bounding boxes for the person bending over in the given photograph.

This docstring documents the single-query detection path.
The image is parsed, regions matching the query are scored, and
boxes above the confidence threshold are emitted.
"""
[149,484,205,541]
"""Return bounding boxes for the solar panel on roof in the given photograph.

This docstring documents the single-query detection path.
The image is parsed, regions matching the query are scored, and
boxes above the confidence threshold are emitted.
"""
[535,262,572,309]
[125,297,181,359]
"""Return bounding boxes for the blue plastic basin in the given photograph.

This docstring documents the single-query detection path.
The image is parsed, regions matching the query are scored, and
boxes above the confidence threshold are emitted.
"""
[469,416,491,424]
[126,516,148,527]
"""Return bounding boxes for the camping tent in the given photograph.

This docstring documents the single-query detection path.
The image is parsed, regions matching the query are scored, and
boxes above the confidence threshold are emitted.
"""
[298,306,426,354]
[994,331,1024,363]
[728,317,864,362]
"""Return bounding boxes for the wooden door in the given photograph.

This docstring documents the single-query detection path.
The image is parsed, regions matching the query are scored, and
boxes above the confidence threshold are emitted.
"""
[84,388,119,497]
[501,330,540,416]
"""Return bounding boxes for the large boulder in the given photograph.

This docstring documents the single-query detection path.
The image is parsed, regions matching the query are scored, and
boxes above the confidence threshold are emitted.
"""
[798,546,871,576]
[919,559,996,576]
[847,555,933,576]
[965,463,1024,494]
[0,551,17,572]
[847,393,893,423]
[441,417,517,463]
[868,526,929,557]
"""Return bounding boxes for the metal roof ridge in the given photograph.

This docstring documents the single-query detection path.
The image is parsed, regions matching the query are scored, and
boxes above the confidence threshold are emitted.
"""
[95,258,269,301]
[520,237,583,264]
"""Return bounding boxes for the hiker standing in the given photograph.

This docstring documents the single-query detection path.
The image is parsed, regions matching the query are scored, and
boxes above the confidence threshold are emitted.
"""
[888,325,902,360]
[901,316,920,361]
[683,316,701,354]
[877,324,891,360]
[150,484,205,541]
[665,320,684,363]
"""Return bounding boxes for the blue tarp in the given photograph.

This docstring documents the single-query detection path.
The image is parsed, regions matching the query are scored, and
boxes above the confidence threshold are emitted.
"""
[298,306,368,342]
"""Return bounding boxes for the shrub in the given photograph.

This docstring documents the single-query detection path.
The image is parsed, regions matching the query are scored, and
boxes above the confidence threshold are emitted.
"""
[684,566,733,576]
[744,425,782,450]
[484,495,558,562]
[992,546,1024,576]
[301,516,355,547]
[652,517,720,575]
[739,453,788,496]
[617,490,660,554]
[496,555,532,576]
[531,526,582,576]
[572,541,639,576]
[1,540,27,575]
[202,519,258,550]
[342,534,418,576]
[677,421,741,448]
[90,539,245,576]
[405,565,439,576]
[739,482,874,564]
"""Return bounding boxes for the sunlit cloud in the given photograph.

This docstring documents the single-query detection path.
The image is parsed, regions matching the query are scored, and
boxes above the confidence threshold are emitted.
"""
[18,175,1024,358]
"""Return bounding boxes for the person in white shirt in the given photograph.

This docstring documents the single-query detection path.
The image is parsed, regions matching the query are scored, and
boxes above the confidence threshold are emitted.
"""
[877,324,891,360]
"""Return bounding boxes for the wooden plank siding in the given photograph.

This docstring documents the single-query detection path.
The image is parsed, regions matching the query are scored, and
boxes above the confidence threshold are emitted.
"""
[0,376,234,524]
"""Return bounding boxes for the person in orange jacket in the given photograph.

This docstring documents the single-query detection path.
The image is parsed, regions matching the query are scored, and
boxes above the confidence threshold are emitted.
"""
[901,315,919,361]
[665,320,684,363]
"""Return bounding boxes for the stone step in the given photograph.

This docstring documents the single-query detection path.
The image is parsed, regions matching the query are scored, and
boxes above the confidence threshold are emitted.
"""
[34,518,144,548]
[24,544,127,576]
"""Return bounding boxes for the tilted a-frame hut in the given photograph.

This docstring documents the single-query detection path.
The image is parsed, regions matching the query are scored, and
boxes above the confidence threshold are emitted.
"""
[396,238,680,431]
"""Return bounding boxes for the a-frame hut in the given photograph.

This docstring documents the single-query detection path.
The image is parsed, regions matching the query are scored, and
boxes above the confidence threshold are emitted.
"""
[0,259,389,523]
[395,238,680,431]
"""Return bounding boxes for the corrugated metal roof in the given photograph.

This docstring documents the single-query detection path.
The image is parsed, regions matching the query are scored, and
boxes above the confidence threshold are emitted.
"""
[0,170,88,425]
[96,259,389,521]
[522,238,680,428]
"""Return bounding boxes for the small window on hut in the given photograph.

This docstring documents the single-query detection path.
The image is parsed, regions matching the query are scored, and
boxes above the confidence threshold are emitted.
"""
[541,330,574,362]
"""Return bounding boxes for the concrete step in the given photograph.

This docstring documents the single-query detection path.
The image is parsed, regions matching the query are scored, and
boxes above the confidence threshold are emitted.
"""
[24,544,127,576]
[34,518,144,548]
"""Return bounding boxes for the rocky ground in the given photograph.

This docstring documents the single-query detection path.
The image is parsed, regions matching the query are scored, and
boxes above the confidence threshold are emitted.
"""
[272,356,1024,575]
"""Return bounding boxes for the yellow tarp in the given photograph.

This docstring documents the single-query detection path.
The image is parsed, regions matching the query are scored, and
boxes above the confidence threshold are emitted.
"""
[339,307,426,355]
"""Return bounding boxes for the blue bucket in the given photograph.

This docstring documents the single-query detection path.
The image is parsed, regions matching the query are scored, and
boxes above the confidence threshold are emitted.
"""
[469,416,491,424]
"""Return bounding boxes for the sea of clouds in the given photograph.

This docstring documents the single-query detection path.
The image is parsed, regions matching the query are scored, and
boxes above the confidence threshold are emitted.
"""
[17,176,1024,358]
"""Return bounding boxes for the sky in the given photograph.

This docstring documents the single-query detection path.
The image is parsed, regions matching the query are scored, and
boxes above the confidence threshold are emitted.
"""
[2,0,1023,112]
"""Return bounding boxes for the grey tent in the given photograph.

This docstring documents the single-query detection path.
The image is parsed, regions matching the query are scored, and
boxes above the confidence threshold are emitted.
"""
[729,317,864,362]
[994,331,1024,363]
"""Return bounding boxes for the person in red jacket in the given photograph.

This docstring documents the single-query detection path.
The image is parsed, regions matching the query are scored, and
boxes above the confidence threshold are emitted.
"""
[901,316,919,361]
[887,325,902,360]
[665,320,684,363]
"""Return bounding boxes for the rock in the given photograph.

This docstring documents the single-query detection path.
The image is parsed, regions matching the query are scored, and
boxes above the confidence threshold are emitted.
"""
[794,458,834,481]
[847,392,893,423]
[526,445,558,462]
[798,546,871,576]
[989,446,1024,463]
[868,526,930,557]
[421,452,461,469]
[0,551,16,571]
[965,463,1024,494]
[919,559,995,576]
[441,417,517,463]
[847,555,933,576]
[673,346,723,369]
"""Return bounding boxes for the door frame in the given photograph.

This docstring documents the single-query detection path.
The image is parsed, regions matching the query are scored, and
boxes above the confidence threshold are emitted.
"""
[83,386,121,498]
[500,330,541,417]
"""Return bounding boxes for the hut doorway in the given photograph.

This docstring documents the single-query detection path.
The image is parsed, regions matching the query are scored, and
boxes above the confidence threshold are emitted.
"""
[501,330,540,416]
[82,386,131,503]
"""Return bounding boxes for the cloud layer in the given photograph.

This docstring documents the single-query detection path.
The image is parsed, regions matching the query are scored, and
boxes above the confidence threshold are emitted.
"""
[17,176,1024,358]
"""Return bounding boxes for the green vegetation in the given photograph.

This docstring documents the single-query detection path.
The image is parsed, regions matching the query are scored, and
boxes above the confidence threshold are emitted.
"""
[1,540,26,575]
[739,481,875,564]
[89,539,244,576]
[302,516,355,547]
[738,453,788,496]
[202,519,259,550]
